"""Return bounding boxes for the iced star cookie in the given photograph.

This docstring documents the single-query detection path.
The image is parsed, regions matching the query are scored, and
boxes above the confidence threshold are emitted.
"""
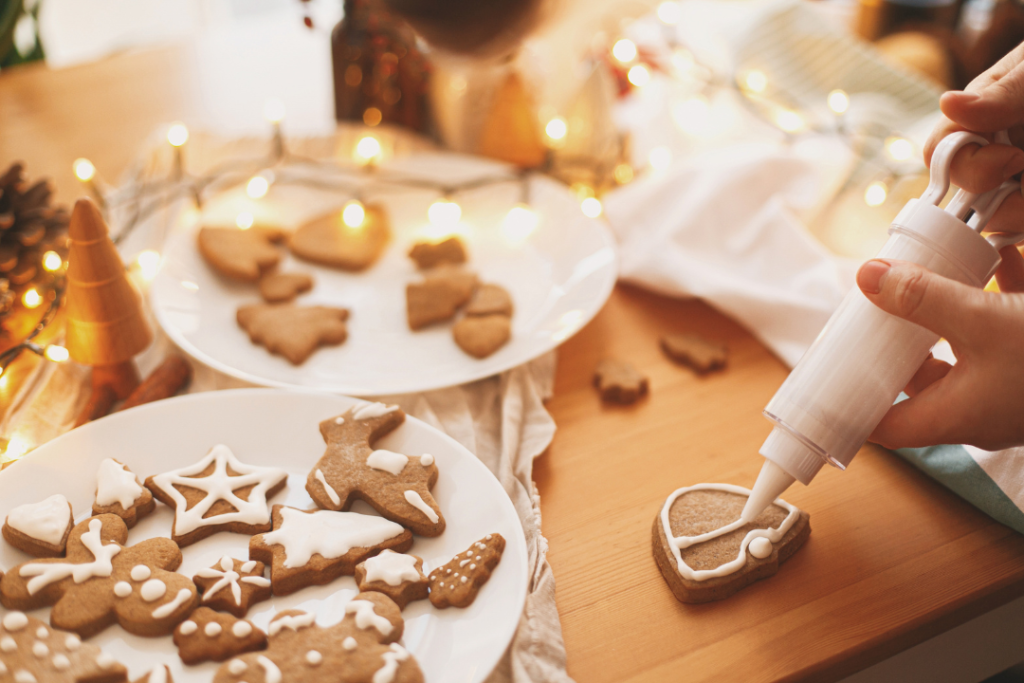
[306,403,445,537]
[212,595,423,683]
[3,494,74,558]
[653,483,811,603]
[249,505,412,596]
[0,611,129,683]
[428,534,505,609]
[92,459,155,529]
[173,607,267,665]
[0,514,198,638]
[193,556,271,618]
[354,550,429,609]
[145,444,288,548]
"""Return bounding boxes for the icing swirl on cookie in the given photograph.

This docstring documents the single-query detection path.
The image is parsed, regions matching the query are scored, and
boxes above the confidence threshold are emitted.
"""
[261,508,405,569]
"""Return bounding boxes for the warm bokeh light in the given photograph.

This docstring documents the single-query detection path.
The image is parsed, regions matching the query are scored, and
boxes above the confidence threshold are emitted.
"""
[827,89,850,114]
[657,1,682,24]
[2,435,30,462]
[672,97,711,135]
[886,137,914,162]
[342,200,366,228]
[22,288,41,309]
[774,109,804,133]
[354,136,382,164]
[580,197,603,218]
[671,48,694,75]
[627,64,651,87]
[743,70,767,94]
[649,146,672,171]
[246,175,270,199]
[503,204,539,242]
[44,345,69,363]
[545,117,568,141]
[263,98,286,124]
[167,123,189,147]
[363,107,383,127]
[236,212,254,230]
[428,198,462,227]
[73,158,96,182]
[42,251,62,272]
[864,181,888,207]
[612,39,637,64]
[137,249,161,281]
[614,163,634,184]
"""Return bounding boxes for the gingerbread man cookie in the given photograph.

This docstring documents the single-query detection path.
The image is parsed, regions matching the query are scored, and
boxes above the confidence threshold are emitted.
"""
[3,494,73,558]
[193,556,271,617]
[92,459,155,529]
[213,595,423,683]
[173,607,267,665]
[354,550,429,609]
[0,514,198,638]
[306,403,444,537]
[0,611,129,683]
[428,534,505,609]
[145,444,288,548]
[236,304,349,365]
[249,505,412,596]
[198,226,287,282]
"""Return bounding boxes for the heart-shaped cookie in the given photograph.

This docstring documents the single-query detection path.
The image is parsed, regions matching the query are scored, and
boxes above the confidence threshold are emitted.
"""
[452,314,511,359]
[3,494,74,558]
[290,204,389,271]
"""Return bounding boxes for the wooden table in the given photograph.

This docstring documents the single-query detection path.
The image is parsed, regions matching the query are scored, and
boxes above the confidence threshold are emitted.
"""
[4,44,1024,683]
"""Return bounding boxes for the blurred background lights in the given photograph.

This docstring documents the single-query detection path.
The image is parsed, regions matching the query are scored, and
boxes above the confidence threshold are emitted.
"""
[649,146,672,171]
[743,69,767,94]
[545,117,567,141]
[42,251,62,272]
[671,48,694,74]
[236,212,254,229]
[612,39,637,64]
[44,345,69,363]
[73,158,95,182]
[827,89,850,114]
[774,109,804,133]
[627,64,651,87]
[428,198,462,227]
[263,98,286,123]
[342,199,366,228]
[657,1,682,24]
[580,197,602,218]
[673,97,711,135]
[864,181,888,207]
[246,174,270,199]
[886,137,914,162]
[354,136,382,163]
[614,163,634,184]
[503,204,539,242]
[22,288,41,309]
[166,123,189,147]
[137,249,161,281]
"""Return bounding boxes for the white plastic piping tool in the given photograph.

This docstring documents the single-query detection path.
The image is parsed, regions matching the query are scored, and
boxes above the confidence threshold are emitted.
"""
[742,130,1024,522]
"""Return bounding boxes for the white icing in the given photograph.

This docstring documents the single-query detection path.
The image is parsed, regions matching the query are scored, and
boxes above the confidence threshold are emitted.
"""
[241,576,270,587]
[352,402,397,420]
[459,559,470,567]
[363,550,421,586]
[241,561,257,573]
[0,663,6,675]
[366,450,408,476]
[470,564,476,570]
[257,655,281,683]
[141,579,167,602]
[149,444,287,536]
[131,565,151,582]
[485,534,491,539]
[343,636,357,650]
[152,588,193,619]
[475,556,481,561]
[461,576,467,584]
[32,642,47,657]
[403,490,439,523]
[232,621,253,638]
[149,665,168,683]
[96,652,116,669]
[19,520,120,595]
[52,654,70,671]
[5,495,70,547]
[34,627,47,639]
[344,600,393,637]
[219,556,233,572]
[476,543,485,550]
[660,483,800,582]
[95,459,145,509]
[334,417,345,425]
[261,508,405,569]
[749,537,773,559]
[64,635,80,651]
[305,650,322,666]
[267,612,315,636]
[228,659,247,675]
[179,621,197,635]
[2,613,26,632]
[205,622,222,637]
[373,643,410,683]
[201,566,242,606]
[420,454,434,466]
[314,469,341,506]
[14,670,36,683]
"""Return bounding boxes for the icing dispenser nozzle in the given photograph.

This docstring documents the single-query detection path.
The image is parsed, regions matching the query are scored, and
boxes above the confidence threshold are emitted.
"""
[741,457,797,523]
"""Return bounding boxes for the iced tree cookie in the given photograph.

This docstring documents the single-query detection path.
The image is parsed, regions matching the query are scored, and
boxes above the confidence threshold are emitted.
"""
[173,607,267,665]
[0,514,198,638]
[354,550,429,609]
[249,505,412,596]
[289,204,390,271]
[198,226,287,282]
[236,303,349,365]
[428,534,505,608]
[653,483,811,603]
[3,494,74,558]
[0,611,129,683]
[145,444,288,548]
[193,556,271,618]
[306,403,444,537]
[92,459,155,529]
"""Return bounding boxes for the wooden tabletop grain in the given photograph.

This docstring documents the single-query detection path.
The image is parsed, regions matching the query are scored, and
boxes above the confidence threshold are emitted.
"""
[3,44,1024,683]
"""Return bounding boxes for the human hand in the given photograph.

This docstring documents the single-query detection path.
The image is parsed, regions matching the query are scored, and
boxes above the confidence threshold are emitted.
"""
[924,41,1024,233]
[856,252,1024,451]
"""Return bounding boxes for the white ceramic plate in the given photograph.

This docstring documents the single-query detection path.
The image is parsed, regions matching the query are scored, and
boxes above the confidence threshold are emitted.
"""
[150,153,618,395]
[0,389,527,683]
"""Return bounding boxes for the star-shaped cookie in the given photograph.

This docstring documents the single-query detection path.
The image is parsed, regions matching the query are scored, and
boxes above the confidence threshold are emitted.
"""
[236,304,349,365]
[305,403,445,536]
[193,556,271,618]
[354,550,428,609]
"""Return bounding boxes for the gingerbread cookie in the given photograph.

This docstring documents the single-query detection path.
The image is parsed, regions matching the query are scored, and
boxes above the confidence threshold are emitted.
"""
[0,611,129,683]
[145,444,288,548]
[452,314,511,359]
[258,272,313,303]
[290,204,390,271]
[465,283,513,317]
[193,556,271,618]
[249,506,412,597]
[0,514,198,638]
[405,268,479,331]
[213,597,422,683]
[354,550,429,609]
[3,494,73,557]
[653,484,811,604]
[133,665,173,683]
[198,226,286,282]
[428,534,505,608]
[660,334,727,374]
[92,459,155,529]
[173,607,267,665]
[306,403,444,537]
[593,359,649,404]
[408,236,467,269]
[236,304,349,365]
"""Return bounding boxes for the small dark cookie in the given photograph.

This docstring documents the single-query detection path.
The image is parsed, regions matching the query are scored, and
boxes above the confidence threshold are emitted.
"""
[593,359,649,404]
[661,334,727,373]
[428,534,505,608]
[193,556,271,618]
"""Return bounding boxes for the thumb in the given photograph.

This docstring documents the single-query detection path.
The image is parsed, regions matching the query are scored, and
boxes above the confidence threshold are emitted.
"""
[941,61,1024,132]
[856,259,985,347]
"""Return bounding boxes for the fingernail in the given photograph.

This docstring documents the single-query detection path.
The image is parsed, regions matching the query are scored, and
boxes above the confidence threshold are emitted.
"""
[956,91,981,104]
[857,259,890,295]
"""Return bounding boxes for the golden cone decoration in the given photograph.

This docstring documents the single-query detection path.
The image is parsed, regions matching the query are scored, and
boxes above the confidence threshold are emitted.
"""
[65,199,152,366]
[476,72,547,169]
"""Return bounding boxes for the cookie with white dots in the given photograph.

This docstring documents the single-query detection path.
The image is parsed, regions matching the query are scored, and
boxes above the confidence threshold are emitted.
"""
[173,607,267,665]
[0,610,129,683]
[354,550,429,609]
[193,556,271,618]
[3,494,74,558]
[427,534,505,609]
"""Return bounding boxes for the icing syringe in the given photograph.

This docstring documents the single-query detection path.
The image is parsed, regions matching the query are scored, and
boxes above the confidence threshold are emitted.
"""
[742,130,1024,522]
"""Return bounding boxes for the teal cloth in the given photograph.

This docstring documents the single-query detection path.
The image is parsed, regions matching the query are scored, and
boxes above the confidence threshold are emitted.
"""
[896,444,1024,536]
